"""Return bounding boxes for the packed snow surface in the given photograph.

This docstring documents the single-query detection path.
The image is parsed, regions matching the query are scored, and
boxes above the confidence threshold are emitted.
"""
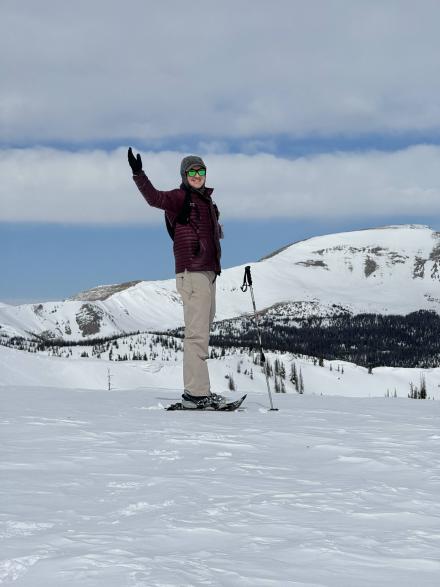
[2,386,440,586]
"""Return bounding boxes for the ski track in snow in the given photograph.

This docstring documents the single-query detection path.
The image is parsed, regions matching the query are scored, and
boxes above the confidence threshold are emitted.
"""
[1,387,440,586]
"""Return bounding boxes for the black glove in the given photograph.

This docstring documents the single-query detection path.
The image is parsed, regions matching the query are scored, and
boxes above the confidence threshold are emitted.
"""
[128,147,143,174]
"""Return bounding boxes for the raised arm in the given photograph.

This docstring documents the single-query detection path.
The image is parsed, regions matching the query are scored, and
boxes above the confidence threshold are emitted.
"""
[128,148,185,214]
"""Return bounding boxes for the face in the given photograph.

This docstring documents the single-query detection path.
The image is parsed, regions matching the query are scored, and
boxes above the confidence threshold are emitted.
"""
[186,166,206,189]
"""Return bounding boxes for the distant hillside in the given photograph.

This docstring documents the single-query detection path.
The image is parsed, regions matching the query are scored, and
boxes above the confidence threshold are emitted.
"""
[1,225,440,352]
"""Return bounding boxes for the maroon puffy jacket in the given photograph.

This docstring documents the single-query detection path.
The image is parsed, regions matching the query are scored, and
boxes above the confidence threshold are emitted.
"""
[133,172,222,275]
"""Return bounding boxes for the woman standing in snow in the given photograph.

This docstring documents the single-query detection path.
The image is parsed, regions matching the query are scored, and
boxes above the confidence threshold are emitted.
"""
[128,148,226,409]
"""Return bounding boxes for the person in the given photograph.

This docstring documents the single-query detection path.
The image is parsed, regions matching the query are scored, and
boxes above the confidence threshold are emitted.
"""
[128,148,227,409]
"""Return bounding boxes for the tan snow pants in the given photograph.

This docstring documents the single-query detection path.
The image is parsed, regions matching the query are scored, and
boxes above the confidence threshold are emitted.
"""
[175,270,216,396]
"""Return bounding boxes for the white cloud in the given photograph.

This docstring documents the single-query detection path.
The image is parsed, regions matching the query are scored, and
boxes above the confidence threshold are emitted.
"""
[1,145,440,223]
[2,1,440,143]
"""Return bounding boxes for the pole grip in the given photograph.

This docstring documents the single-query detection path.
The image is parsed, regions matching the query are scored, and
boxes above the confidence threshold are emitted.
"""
[241,265,253,291]
[245,265,252,286]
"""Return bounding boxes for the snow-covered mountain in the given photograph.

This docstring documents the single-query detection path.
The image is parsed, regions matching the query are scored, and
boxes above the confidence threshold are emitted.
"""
[1,224,440,341]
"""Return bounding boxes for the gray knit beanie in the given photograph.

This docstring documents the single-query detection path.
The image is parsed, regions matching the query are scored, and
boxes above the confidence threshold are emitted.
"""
[180,155,206,185]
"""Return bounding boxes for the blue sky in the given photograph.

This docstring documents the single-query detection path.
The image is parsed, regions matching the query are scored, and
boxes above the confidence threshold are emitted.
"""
[2,1,440,304]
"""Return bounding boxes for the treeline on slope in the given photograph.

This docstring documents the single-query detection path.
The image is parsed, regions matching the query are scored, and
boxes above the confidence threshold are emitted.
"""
[206,310,440,369]
[1,331,182,356]
[4,310,440,369]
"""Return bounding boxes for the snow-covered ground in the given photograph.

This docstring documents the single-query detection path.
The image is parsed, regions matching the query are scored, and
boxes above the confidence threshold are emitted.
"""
[2,342,440,584]
[1,385,440,586]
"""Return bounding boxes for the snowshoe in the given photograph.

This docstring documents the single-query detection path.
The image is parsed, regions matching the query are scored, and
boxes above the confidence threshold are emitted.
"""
[166,393,247,411]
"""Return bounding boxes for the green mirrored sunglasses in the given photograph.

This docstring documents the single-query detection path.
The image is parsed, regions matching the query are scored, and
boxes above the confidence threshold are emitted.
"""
[187,168,206,177]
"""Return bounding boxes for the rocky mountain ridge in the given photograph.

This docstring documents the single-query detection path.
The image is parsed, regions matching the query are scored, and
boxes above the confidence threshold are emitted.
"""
[1,224,439,342]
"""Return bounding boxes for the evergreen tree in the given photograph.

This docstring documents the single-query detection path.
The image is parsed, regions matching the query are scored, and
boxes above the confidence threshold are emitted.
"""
[299,368,304,394]
[420,374,427,399]
[290,362,297,386]
[280,362,286,380]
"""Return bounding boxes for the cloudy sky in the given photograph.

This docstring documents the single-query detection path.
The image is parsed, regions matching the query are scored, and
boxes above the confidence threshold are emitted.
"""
[2,0,440,303]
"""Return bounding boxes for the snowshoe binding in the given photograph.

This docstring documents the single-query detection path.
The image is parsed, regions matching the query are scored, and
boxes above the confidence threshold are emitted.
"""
[166,392,247,411]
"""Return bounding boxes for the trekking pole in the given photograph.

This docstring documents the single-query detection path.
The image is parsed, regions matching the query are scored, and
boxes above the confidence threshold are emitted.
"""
[241,265,278,411]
